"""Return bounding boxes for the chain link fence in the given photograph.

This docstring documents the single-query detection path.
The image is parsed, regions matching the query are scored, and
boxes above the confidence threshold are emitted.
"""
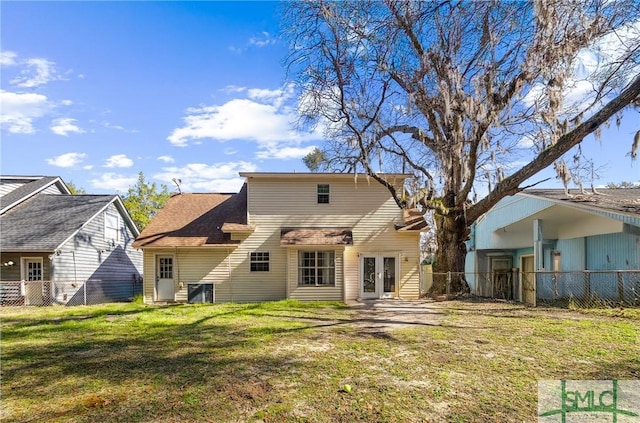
[0,279,143,307]
[533,271,640,308]
[423,270,640,308]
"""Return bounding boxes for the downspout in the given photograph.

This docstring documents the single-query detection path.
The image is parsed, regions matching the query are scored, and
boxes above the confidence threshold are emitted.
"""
[228,248,233,302]
[174,247,179,300]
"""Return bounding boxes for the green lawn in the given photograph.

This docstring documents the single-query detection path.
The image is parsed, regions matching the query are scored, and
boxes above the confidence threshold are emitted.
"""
[1,299,638,422]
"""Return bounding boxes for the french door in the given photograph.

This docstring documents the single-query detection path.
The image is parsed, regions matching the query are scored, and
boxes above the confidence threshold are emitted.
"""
[360,254,397,299]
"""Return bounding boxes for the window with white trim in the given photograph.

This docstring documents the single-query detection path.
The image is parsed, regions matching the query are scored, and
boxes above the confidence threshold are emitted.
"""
[250,252,270,272]
[105,212,120,242]
[298,251,335,286]
[317,184,330,204]
[22,258,43,281]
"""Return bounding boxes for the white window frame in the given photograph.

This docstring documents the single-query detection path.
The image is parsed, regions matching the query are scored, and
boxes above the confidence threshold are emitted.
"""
[298,250,336,286]
[21,257,43,281]
[317,184,330,204]
[104,211,120,243]
[250,251,270,272]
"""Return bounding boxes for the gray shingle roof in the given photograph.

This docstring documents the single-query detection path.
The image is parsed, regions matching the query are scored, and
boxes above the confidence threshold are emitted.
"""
[0,176,62,214]
[523,188,640,216]
[1,194,116,251]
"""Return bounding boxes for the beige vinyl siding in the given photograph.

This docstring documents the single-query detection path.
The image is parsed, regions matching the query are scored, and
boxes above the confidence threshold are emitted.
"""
[246,175,421,301]
[141,174,421,303]
[286,248,344,301]
[141,244,286,303]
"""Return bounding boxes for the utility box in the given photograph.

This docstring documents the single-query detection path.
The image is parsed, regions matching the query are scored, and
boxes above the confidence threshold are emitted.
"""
[188,283,214,304]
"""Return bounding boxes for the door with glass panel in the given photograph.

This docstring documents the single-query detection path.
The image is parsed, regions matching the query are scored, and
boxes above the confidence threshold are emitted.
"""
[360,254,397,299]
[22,258,44,305]
[156,255,175,301]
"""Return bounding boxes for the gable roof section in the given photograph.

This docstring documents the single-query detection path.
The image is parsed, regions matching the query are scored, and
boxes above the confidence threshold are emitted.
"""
[280,228,353,246]
[0,176,71,214]
[133,184,249,248]
[1,194,119,251]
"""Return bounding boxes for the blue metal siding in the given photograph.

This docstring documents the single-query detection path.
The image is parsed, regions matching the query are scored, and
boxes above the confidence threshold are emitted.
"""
[474,196,553,249]
[556,238,585,271]
[586,233,640,270]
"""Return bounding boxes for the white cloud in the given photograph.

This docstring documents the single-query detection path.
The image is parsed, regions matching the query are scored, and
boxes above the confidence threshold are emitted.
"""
[46,152,87,168]
[249,32,276,47]
[0,89,52,134]
[0,51,18,66]
[220,85,246,94]
[154,161,257,192]
[224,147,237,155]
[104,154,134,168]
[157,155,175,163]
[10,57,61,88]
[256,144,316,160]
[50,117,85,136]
[89,173,137,193]
[100,121,139,133]
[60,99,73,106]
[167,84,324,150]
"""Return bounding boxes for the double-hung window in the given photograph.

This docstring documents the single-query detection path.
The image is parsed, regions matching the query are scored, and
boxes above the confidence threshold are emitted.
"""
[105,212,120,242]
[317,184,330,204]
[298,251,335,286]
[250,252,270,272]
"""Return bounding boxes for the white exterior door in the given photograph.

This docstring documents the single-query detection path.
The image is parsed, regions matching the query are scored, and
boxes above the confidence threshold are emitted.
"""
[156,255,175,301]
[22,257,43,305]
[360,254,398,299]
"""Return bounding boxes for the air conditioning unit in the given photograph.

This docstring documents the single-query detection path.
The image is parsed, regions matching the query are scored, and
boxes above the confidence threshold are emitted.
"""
[187,283,214,304]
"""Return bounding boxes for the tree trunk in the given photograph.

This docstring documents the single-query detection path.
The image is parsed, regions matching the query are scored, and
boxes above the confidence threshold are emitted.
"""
[430,207,470,294]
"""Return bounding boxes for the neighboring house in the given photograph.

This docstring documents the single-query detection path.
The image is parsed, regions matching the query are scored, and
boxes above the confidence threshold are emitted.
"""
[465,188,640,304]
[0,176,143,305]
[133,173,426,303]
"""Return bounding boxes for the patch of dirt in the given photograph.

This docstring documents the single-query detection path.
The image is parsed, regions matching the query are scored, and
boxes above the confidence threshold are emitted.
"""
[346,297,609,334]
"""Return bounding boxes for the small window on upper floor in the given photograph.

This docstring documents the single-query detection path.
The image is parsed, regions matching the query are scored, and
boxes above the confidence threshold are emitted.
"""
[317,184,330,204]
[105,212,120,243]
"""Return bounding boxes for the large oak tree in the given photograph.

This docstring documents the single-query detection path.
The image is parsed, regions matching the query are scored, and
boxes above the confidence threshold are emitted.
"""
[285,0,640,292]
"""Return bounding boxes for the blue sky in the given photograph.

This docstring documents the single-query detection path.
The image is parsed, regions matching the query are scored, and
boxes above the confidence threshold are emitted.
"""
[1,1,638,195]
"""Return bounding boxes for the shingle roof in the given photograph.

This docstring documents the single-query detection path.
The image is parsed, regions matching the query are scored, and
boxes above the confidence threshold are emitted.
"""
[523,188,640,216]
[280,228,353,246]
[133,184,249,248]
[1,194,117,251]
[395,208,429,231]
[0,176,64,214]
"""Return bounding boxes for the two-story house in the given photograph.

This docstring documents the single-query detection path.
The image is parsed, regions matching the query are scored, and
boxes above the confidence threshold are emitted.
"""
[133,173,426,303]
[0,175,142,305]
